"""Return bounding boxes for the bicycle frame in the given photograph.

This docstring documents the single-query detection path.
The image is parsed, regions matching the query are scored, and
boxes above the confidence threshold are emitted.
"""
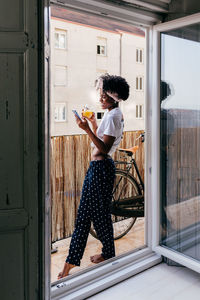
[111,153,145,218]
[114,157,144,192]
[111,204,144,218]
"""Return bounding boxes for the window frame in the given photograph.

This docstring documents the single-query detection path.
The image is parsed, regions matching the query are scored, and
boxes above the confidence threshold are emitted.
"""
[97,37,107,56]
[54,102,67,123]
[136,47,144,63]
[151,12,200,274]
[50,22,158,299]
[54,65,68,87]
[136,76,144,91]
[136,104,144,119]
[47,1,163,299]
[54,29,67,50]
[41,3,200,299]
[97,44,107,56]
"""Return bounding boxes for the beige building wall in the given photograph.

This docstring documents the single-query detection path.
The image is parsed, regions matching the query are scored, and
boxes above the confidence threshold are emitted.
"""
[50,17,145,136]
[120,33,145,131]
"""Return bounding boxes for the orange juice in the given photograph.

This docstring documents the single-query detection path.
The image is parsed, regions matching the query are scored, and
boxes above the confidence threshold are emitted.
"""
[82,110,93,118]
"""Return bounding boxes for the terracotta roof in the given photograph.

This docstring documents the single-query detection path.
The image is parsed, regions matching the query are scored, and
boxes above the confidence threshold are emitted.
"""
[51,5,145,36]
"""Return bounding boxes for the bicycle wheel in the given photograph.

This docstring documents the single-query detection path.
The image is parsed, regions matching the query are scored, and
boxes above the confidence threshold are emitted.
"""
[90,169,142,240]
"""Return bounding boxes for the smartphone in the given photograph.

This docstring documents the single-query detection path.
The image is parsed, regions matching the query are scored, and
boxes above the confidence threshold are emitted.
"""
[72,109,82,120]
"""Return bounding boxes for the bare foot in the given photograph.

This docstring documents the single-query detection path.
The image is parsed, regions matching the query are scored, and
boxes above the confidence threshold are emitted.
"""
[90,254,105,264]
[57,262,76,279]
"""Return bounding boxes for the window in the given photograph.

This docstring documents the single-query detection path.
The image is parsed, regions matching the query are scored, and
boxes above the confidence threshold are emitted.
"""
[136,48,143,63]
[50,5,147,294]
[54,66,67,86]
[54,103,67,122]
[97,37,107,56]
[136,104,143,119]
[97,112,104,119]
[97,45,106,55]
[136,76,143,91]
[55,29,67,49]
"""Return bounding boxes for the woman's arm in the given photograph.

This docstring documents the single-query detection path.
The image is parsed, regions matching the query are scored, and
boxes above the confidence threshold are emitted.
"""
[75,115,115,154]
[90,113,98,135]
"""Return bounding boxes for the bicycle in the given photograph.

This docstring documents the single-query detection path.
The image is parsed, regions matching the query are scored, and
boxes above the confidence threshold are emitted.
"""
[90,133,145,240]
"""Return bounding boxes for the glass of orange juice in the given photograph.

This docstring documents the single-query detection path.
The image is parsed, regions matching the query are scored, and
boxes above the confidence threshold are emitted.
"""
[82,105,93,119]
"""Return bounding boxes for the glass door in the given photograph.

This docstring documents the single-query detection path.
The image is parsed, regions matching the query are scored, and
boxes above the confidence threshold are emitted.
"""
[153,15,200,272]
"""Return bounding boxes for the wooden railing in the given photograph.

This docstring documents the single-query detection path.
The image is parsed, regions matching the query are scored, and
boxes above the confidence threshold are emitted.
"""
[51,131,144,242]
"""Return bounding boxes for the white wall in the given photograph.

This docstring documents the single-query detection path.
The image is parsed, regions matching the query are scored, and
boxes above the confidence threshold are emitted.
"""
[51,17,145,136]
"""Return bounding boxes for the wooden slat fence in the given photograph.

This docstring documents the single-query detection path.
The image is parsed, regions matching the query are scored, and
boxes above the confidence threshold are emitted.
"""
[165,127,200,231]
[51,130,144,242]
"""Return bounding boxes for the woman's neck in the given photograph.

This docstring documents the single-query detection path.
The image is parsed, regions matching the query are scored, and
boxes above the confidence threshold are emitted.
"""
[108,104,118,111]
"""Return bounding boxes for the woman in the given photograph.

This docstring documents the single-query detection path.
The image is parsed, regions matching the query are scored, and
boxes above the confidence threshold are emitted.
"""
[58,74,130,279]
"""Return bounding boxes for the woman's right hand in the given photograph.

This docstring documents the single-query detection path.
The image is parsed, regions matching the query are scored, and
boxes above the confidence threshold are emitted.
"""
[82,112,98,134]
[89,112,96,124]
[82,112,96,124]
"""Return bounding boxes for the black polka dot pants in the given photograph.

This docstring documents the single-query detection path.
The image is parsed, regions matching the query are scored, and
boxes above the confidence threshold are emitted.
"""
[66,158,116,266]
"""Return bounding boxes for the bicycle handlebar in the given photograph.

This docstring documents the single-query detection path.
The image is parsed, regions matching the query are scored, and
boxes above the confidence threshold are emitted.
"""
[136,132,145,143]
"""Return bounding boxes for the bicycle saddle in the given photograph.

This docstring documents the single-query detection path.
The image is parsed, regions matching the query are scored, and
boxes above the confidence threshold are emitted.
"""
[118,146,139,156]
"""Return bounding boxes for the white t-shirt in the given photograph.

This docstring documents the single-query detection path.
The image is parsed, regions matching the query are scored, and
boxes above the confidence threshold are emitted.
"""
[91,107,124,155]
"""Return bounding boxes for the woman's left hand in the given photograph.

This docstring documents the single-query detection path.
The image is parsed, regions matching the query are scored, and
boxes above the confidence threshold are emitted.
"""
[75,115,90,132]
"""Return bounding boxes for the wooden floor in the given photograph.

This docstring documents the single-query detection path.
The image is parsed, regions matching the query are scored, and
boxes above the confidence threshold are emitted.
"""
[87,263,200,300]
[51,218,145,282]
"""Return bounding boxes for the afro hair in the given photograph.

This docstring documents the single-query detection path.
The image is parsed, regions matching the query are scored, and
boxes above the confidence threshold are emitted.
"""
[100,74,130,101]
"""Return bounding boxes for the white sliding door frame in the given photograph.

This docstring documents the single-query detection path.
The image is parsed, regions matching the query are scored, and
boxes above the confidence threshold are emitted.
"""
[152,12,200,274]
[49,1,162,299]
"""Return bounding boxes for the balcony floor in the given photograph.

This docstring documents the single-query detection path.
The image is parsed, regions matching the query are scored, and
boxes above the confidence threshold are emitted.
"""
[51,218,145,282]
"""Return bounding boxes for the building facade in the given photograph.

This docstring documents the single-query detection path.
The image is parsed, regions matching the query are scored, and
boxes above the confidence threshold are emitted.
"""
[51,6,145,136]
